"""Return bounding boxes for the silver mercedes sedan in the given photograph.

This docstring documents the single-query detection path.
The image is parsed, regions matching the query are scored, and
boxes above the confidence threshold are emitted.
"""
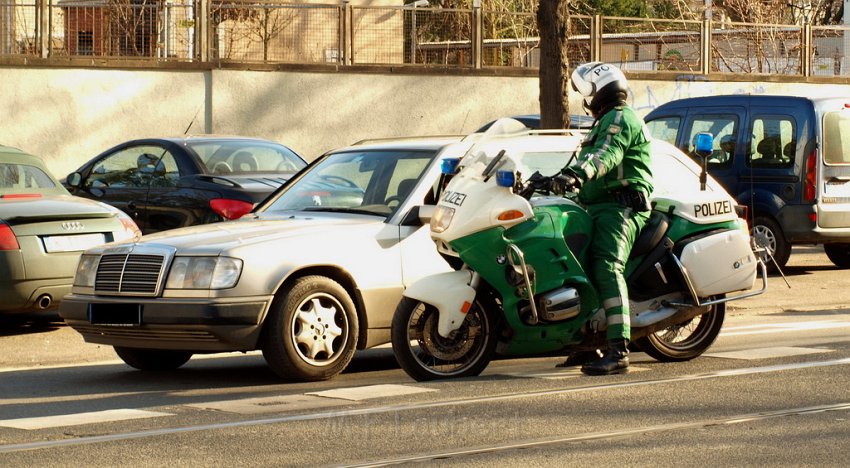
[60,136,469,381]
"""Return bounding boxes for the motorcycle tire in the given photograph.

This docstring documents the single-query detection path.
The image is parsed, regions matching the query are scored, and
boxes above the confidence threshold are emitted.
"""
[391,296,498,382]
[635,298,725,362]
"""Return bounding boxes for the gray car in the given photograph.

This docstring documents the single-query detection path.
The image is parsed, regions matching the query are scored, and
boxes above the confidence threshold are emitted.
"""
[60,136,469,381]
[1,146,141,315]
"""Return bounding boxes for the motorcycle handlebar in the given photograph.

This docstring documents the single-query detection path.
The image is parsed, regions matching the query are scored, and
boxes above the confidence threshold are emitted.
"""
[518,171,554,199]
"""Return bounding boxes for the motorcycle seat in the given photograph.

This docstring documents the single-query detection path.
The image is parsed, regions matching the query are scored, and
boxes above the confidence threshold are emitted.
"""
[630,211,670,259]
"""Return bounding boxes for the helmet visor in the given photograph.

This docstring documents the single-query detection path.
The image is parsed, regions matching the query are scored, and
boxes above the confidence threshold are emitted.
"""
[570,66,595,98]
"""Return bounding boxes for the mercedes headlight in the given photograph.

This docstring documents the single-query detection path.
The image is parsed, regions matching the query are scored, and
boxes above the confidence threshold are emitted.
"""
[73,254,100,287]
[166,256,243,289]
[430,205,455,233]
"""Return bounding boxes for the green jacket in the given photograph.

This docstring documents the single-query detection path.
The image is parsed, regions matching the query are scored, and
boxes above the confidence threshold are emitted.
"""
[567,105,653,205]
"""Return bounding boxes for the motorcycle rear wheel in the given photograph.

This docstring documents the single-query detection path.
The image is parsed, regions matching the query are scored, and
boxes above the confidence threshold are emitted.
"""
[636,298,725,362]
[391,296,497,382]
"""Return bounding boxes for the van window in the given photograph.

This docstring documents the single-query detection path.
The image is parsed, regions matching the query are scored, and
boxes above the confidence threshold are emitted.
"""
[685,115,737,167]
[749,116,795,169]
[823,111,850,165]
[646,117,680,145]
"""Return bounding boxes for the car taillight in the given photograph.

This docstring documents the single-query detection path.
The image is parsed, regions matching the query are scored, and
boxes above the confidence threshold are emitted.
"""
[804,148,817,203]
[0,194,42,199]
[119,216,142,241]
[210,198,254,220]
[0,223,19,250]
[734,204,749,222]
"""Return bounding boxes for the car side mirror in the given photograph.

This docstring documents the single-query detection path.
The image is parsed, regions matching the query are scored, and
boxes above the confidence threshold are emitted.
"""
[400,204,435,226]
[67,172,82,188]
[418,205,435,224]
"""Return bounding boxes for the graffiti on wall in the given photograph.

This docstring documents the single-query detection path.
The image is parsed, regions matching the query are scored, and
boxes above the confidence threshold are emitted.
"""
[629,74,769,116]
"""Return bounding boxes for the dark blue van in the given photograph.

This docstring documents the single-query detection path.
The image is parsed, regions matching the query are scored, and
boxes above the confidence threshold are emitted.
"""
[645,95,850,270]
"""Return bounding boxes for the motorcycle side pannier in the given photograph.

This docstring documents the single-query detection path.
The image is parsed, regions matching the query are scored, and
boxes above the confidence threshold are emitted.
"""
[678,229,757,297]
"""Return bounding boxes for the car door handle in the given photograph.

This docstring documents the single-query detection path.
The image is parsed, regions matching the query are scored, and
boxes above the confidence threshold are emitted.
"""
[828,176,850,183]
[127,201,141,218]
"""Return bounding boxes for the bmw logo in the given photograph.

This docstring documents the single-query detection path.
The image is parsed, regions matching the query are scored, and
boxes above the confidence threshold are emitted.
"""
[496,254,506,265]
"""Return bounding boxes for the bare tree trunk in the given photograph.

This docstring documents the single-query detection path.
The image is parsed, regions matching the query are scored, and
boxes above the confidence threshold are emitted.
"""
[537,0,570,129]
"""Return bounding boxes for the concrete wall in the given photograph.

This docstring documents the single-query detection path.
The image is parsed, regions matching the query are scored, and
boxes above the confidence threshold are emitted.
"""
[3,66,850,178]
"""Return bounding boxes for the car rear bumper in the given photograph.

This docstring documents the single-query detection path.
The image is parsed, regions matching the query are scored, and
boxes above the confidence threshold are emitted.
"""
[0,280,71,313]
[779,204,850,243]
[59,294,272,351]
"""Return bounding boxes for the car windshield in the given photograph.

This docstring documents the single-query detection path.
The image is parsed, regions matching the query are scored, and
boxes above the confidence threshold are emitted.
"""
[0,162,61,194]
[260,149,436,218]
[188,140,307,175]
[458,135,580,180]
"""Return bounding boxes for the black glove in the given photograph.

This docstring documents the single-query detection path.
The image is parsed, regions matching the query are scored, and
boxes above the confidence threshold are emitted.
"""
[550,172,580,195]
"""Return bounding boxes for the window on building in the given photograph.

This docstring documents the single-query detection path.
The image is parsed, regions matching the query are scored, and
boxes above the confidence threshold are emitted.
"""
[77,31,94,56]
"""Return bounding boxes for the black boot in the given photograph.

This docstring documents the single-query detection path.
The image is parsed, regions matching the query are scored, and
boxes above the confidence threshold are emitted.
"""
[556,349,602,368]
[581,339,629,375]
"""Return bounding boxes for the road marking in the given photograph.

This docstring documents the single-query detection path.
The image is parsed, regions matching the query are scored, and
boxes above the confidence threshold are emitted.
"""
[307,384,437,401]
[720,320,850,337]
[342,402,850,467]
[2,357,849,453]
[706,346,833,360]
[187,395,352,415]
[0,409,173,430]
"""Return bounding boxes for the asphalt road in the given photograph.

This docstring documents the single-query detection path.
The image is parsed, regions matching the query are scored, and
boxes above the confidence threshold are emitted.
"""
[1,246,849,466]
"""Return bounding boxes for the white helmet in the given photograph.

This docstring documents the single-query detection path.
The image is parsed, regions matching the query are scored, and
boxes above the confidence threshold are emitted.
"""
[570,62,628,116]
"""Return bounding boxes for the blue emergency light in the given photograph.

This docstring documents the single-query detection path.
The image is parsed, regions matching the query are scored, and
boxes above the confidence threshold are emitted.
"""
[496,170,515,187]
[695,132,714,156]
[441,158,460,174]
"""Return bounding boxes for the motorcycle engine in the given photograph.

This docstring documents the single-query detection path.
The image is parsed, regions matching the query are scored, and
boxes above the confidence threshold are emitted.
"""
[520,287,581,323]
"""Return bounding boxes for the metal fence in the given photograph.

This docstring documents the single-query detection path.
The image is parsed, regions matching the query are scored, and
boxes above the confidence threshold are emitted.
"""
[2,1,850,77]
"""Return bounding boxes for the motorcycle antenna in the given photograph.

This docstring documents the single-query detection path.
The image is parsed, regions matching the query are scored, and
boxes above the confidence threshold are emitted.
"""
[746,133,791,288]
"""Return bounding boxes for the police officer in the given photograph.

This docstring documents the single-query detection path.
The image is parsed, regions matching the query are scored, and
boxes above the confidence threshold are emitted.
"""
[551,62,654,375]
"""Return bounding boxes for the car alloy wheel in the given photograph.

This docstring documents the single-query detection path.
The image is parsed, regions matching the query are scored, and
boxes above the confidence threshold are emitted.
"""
[262,275,358,381]
[290,292,347,365]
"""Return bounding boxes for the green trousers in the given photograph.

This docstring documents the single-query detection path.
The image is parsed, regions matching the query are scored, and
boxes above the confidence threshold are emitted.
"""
[586,202,650,341]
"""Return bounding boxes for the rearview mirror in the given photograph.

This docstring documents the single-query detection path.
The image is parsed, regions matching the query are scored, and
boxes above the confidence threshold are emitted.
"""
[359,158,379,172]
[67,172,82,188]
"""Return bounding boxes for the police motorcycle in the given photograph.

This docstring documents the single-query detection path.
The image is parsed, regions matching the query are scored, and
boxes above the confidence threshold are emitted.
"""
[390,119,768,381]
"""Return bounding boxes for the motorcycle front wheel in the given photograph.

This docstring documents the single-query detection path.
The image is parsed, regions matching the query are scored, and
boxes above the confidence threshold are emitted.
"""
[391,296,498,382]
[636,297,726,362]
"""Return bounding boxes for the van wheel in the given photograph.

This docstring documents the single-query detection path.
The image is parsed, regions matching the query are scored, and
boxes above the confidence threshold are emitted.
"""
[824,243,850,268]
[751,216,790,272]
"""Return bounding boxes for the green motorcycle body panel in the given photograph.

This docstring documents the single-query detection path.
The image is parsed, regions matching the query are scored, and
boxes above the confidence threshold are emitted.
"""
[449,201,742,356]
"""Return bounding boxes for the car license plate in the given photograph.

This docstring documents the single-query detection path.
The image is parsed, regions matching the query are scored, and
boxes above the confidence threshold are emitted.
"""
[42,233,106,253]
[88,303,142,326]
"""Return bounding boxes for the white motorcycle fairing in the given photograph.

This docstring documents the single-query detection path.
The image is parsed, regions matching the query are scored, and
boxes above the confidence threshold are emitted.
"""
[402,270,477,338]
